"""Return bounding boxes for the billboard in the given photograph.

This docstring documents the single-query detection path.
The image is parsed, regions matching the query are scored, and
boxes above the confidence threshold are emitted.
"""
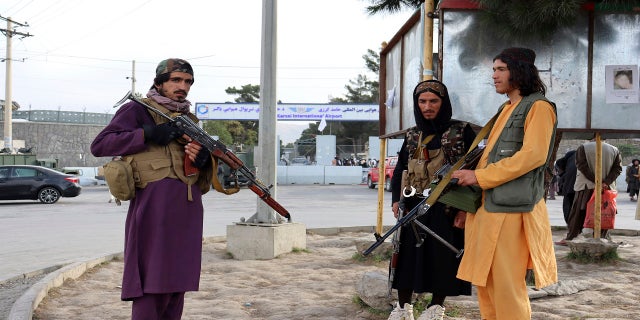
[194,102,378,121]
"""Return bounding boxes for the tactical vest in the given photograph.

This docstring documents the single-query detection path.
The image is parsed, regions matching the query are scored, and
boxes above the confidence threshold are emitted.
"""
[403,122,468,196]
[122,99,212,201]
[484,93,557,213]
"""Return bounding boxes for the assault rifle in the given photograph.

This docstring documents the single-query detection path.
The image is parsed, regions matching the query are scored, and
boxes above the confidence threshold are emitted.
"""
[114,91,292,222]
[363,146,485,257]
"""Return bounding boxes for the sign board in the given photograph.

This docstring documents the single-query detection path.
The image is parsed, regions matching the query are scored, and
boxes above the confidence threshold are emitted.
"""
[194,102,378,121]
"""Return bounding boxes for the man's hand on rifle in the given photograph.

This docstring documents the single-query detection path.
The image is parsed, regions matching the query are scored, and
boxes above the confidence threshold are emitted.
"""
[143,123,184,146]
[451,169,478,187]
[185,139,211,168]
[392,202,400,219]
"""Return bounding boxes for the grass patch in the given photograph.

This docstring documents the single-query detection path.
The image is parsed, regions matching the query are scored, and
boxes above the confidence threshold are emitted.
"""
[291,247,311,254]
[567,249,619,263]
[351,251,391,265]
[413,294,463,318]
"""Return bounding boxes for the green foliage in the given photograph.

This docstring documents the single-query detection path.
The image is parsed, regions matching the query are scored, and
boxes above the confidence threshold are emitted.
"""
[365,0,640,42]
[331,75,379,103]
[567,249,620,263]
[219,84,260,146]
[224,84,260,103]
[475,0,584,41]
[291,247,311,254]
[413,294,433,315]
[363,49,380,74]
[364,0,426,15]
[616,144,640,160]
[202,120,233,145]
[201,120,257,147]
[413,294,463,317]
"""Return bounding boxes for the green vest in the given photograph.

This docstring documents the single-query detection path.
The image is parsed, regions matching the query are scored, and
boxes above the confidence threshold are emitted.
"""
[484,93,557,213]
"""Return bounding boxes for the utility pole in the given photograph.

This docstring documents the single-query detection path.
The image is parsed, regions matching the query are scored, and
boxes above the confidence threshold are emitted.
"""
[1,15,32,151]
[252,0,279,223]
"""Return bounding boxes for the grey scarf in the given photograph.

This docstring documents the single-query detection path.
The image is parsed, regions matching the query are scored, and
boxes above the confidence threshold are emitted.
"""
[146,88,191,113]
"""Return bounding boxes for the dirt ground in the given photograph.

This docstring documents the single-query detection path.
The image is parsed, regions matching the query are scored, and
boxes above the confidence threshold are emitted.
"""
[33,230,640,320]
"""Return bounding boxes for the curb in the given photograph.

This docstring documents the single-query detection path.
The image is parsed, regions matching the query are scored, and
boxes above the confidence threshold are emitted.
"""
[6,226,376,320]
[8,252,122,320]
[8,226,639,319]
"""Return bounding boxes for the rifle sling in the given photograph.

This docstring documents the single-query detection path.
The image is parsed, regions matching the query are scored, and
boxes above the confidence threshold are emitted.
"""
[424,113,499,207]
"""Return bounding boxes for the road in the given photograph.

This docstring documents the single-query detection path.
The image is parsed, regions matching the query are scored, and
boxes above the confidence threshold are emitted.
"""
[2,184,640,283]
[0,184,394,282]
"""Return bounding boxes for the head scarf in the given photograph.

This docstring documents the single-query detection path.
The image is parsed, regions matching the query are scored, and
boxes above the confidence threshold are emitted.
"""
[155,58,194,78]
[412,80,453,136]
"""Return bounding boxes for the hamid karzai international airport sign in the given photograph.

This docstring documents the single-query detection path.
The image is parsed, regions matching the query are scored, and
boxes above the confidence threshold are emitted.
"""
[194,103,378,121]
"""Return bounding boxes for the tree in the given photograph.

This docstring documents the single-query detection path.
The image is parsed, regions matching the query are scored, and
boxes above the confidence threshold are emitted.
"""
[225,84,260,103]
[364,0,426,15]
[317,49,380,155]
[207,84,260,147]
[364,0,631,42]
[202,120,233,145]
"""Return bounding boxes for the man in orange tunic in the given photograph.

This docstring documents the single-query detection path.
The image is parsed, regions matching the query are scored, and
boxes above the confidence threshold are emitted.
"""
[451,47,558,319]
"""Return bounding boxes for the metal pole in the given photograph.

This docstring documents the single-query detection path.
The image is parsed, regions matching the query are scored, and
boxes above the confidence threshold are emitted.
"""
[3,18,13,151]
[376,139,387,235]
[254,0,279,223]
[594,133,602,239]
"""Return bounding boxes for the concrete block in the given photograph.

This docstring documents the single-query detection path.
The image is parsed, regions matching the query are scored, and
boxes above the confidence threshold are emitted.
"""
[324,166,362,184]
[226,222,307,260]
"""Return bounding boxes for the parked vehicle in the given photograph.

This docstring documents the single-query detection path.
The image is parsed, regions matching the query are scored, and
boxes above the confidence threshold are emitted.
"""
[0,165,82,203]
[290,157,309,165]
[0,154,59,169]
[217,161,251,188]
[367,156,398,191]
[61,166,104,186]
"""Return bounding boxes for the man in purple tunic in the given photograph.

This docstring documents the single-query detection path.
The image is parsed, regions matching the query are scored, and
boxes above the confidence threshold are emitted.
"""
[91,58,214,319]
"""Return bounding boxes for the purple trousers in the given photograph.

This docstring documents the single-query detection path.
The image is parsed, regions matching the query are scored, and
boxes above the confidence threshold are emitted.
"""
[131,292,185,320]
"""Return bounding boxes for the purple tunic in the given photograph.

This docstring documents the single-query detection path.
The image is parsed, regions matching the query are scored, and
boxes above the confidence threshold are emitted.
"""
[91,101,203,300]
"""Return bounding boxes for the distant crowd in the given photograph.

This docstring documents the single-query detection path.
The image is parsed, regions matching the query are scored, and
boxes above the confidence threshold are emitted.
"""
[332,155,379,168]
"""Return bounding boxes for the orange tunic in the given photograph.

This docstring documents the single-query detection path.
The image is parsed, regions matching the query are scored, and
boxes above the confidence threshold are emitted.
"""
[457,99,558,289]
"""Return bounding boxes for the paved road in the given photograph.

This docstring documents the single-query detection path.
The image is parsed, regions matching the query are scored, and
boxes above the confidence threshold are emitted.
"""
[1,184,639,282]
[0,184,395,282]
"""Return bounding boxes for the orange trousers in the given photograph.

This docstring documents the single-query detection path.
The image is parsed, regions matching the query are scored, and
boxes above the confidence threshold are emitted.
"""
[476,214,531,320]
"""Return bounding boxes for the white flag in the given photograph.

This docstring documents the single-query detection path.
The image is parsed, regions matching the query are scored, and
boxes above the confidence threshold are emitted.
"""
[318,114,327,132]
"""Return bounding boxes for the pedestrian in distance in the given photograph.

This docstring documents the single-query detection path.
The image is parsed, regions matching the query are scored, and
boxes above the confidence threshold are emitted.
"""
[91,58,214,320]
[451,47,558,320]
[555,150,578,225]
[626,158,640,201]
[558,140,622,243]
[387,79,475,320]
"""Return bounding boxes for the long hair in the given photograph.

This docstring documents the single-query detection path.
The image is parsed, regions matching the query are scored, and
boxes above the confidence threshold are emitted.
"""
[493,53,547,96]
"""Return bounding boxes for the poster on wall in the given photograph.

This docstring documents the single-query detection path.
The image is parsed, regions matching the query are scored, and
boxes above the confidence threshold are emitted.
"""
[605,65,639,104]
